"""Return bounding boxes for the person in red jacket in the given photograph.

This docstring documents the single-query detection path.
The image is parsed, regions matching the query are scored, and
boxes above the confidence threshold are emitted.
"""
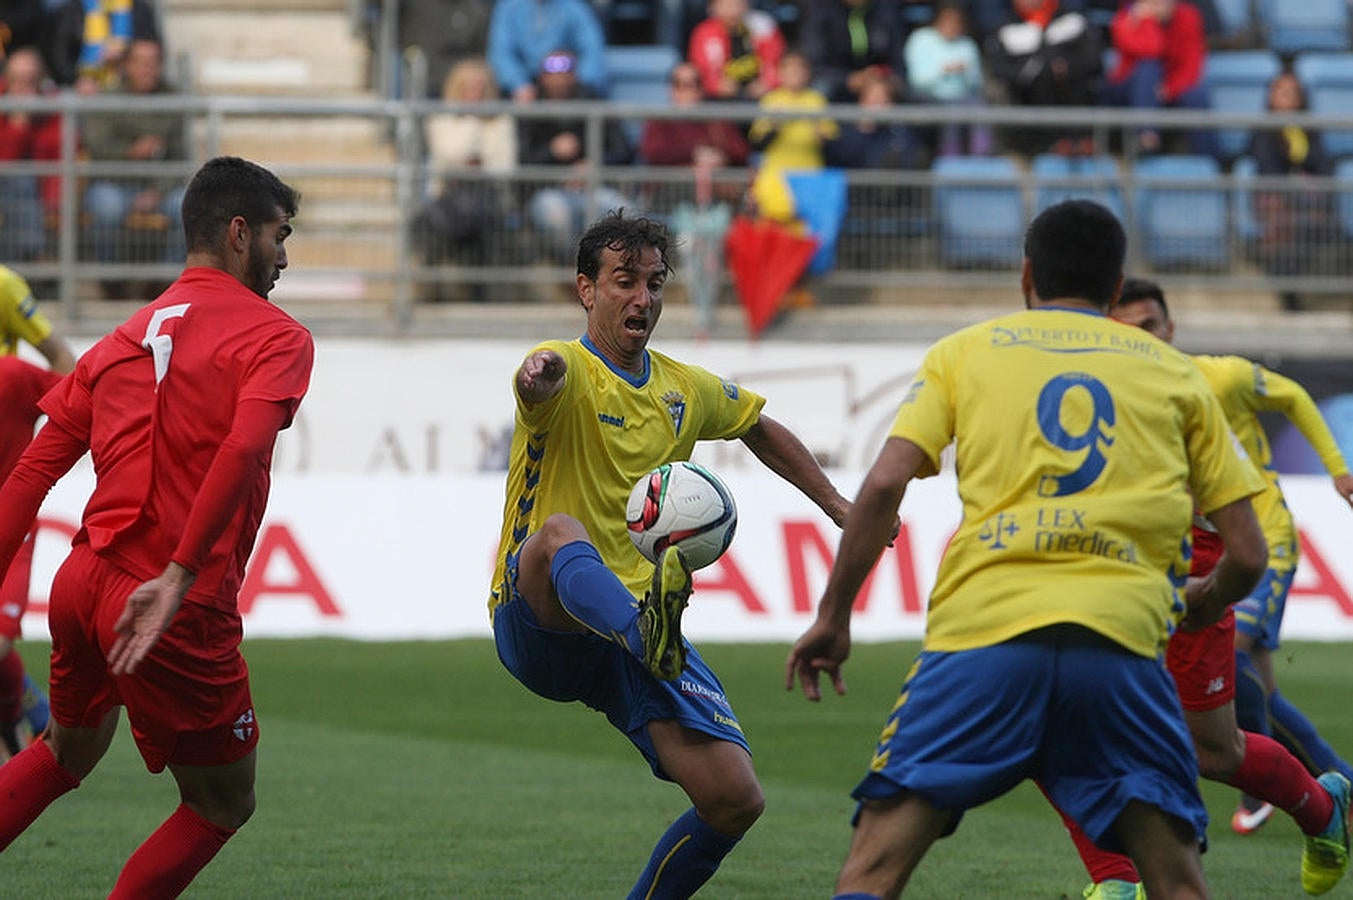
[639,62,751,167]
[687,0,785,101]
[0,47,65,261]
[1102,0,1218,158]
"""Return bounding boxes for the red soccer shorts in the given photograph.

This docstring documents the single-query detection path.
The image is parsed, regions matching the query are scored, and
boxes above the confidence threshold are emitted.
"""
[47,544,258,773]
[0,529,37,640]
[1166,608,1236,712]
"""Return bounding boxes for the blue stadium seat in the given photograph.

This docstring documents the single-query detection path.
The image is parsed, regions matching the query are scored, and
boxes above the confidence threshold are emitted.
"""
[1258,0,1350,54]
[1211,0,1253,39]
[1335,157,1353,237]
[932,156,1025,269]
[1295,52,1353,159]
[1132,155,1229,269]
[1204,51,1281,161]
[604,45,678,150]
[1032,153,1124,220]
[1231,154,1260,242]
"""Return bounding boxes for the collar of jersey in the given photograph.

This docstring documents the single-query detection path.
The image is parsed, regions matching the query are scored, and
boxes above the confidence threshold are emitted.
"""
[1032,304,1105,317]
[581,334,650,387]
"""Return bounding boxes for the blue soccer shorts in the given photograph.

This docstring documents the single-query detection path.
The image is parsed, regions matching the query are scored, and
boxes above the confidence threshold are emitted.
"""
[851,624,1205,854]
[1234,563,1296,651]
[492,552,750,779]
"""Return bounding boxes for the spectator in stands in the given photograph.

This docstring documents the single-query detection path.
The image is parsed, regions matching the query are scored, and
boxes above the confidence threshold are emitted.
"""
[747,51,835,224]
[904,0,991,157]
[687,0,785,101]
[397,0,491,99]
[79,38,187,269]
[1102,0,1216,158]
[640,62,750,170]
[413,57,517,299]
[517,50,634,261]
[0,47,62,262]
[798,0,906,103]
[985,0,1102,155]
[486,0,607,102]
[1247,71,1341,310]
[46,0,161,91]
[826,70,922,170]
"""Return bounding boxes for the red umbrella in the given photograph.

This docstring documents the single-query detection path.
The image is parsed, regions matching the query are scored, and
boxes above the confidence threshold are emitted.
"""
[723,216,818,339]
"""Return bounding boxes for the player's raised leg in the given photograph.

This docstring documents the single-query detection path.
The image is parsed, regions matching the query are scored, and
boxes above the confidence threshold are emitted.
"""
[629,721,764,899]
[519,513,692,680]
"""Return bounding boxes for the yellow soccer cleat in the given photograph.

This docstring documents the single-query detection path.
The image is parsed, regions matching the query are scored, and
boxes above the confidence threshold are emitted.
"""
[637,546,691,681]
[1082,879,1145,900]
[1302,771,1352,895]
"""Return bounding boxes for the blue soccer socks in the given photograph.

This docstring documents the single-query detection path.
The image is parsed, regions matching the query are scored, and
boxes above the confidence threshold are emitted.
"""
[551,540,645,657]
[1270,690,1353,784]
[628,807,740,900]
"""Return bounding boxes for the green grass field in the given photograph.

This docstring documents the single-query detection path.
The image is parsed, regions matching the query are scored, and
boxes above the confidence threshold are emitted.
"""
[5,638,1350,898]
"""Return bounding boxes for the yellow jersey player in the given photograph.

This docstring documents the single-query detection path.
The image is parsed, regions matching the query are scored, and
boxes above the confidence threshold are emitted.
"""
[0,265,75,375]
[489,211,852,899]
[1111,277,1353,847]
[787,200,1271,900]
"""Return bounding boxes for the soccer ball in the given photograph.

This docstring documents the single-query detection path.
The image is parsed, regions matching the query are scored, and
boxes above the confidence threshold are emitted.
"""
[625,461,738,570]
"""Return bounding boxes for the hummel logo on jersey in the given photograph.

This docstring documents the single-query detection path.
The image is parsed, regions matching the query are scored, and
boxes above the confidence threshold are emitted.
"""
[597,413,625,427]
[662,391,687,438]
[232,708,256,742]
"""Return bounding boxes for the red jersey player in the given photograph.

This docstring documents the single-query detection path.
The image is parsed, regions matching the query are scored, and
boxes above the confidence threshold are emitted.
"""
[0,356,62,757]
[1051,281,1352,899]
[0,156,313,898]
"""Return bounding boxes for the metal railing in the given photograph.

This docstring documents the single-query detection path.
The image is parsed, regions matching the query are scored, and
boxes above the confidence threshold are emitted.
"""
[4,91,1353,333]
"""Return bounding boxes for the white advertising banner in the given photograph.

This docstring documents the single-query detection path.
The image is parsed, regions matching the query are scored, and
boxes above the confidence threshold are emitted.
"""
[17,337,1353,642]
[20,470,1353,643]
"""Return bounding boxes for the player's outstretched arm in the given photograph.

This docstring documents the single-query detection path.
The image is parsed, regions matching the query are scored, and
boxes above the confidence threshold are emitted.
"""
[1182,496,1267,631]
[1333,473,1353,511]
[35,334,76,375]
[109,562,196,676]
[740,414,851,527]
[787,437,924,701]
[516,349,567,405]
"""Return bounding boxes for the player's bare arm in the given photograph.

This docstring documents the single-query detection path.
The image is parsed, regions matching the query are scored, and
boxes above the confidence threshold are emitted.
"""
[35,334,75,375]
[787,436,925,701]
[108,561,197,676]
[1333,473,1353,509]
[1182,496,1267,631]
[740,414,851,526]
[516,349,567,405]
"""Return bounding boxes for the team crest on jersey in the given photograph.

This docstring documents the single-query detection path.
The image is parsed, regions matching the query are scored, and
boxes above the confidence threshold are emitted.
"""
[662,390,687,437]
[232,708,256,742]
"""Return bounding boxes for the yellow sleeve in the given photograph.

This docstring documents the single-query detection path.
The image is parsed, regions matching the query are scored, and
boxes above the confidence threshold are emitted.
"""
[0,268,52,354]
[886,339,954,478]
[1250,366,1350,477]
[1185,376,1266,515]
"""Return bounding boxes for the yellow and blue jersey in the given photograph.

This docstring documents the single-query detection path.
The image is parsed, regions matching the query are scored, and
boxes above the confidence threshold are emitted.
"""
[891,307,1263,658]
[489,337,765,614]
[1193,355,1350,572]
[0,266,54,358]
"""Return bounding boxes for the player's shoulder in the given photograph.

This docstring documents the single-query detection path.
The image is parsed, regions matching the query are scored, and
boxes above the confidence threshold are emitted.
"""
[1190,353,1253,386]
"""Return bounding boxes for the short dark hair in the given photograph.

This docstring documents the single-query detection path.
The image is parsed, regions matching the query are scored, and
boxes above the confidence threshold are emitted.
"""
[1118,276,1169,319]
[1024,199,1126,309]
[181,156,300,254]
[576,210,673,281]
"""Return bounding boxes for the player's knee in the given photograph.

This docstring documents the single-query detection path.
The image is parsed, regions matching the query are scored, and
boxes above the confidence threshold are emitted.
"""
[1194,731,1245,780]
[538,513,590,556]
[700,780,765,837]
[195,788,256,831]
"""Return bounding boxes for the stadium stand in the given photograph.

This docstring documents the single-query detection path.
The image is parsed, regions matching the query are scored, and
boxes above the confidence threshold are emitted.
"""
[1133,154,1229,270]
[932,155,1025,269]
[1295,51,1353,159]
[1230,153,1259,243]
[603,44,678,146]
[1336,157,1353,239]
[1032,152,1124,220]
[1204,49,1281,162]
[1257,0,1351,55]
